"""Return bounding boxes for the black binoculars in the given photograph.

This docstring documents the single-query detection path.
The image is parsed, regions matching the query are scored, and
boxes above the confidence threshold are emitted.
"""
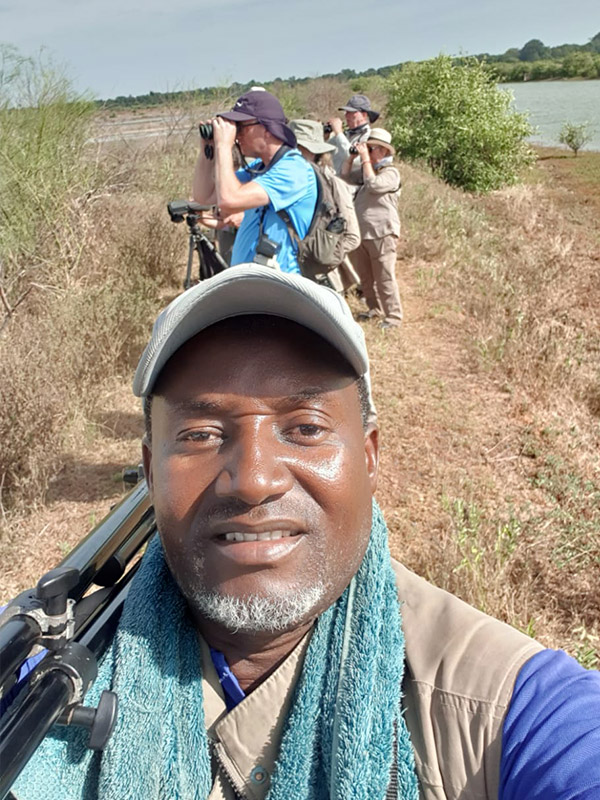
[199,123,214,140]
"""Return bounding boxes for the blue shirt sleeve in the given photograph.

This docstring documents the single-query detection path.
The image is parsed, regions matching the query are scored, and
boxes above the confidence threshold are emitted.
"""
[500,649,600,799]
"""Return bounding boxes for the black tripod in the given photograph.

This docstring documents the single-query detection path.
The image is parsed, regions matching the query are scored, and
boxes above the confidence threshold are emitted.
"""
[167,200,229,290]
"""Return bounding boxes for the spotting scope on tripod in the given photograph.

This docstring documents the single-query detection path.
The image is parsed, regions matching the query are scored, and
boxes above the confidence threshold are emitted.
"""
[167,200,228,289]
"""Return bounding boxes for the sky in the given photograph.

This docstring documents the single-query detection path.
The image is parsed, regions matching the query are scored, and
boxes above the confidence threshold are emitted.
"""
[1,0,598,100]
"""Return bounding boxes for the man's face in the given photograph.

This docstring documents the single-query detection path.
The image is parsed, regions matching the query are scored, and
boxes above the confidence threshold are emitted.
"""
[235,118,264,157]
[345,109,369,129]
[143,318,379,633]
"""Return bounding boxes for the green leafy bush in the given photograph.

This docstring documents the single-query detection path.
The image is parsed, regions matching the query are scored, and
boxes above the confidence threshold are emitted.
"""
[386,55,534,192]
[559,121,592,156]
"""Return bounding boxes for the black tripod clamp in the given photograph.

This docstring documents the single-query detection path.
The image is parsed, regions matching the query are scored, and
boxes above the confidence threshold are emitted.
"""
[0,567,79,696]
[0,567,117,750]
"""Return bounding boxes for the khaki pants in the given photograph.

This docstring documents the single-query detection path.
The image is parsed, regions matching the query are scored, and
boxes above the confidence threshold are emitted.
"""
[350,236,403,324]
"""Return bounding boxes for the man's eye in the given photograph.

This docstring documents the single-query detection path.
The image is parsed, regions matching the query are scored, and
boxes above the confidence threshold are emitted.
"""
[297,424,323,437]
[179,428,222,443]
[286,423,328,443]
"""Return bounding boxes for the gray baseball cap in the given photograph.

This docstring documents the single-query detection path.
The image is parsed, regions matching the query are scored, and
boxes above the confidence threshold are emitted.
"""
[338,94,380,123]
[133,266,375,414]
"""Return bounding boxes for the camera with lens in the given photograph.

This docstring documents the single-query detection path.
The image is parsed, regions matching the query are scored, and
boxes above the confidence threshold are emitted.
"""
[322,122,333,136]
[198,123,214,140]
[349,145,358,155]
[253,233,280,270]
[167,200,211,223]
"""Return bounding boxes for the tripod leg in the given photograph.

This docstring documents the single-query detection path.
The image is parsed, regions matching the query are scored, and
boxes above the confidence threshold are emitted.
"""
[184,235,195,290]
[197,238,210,281]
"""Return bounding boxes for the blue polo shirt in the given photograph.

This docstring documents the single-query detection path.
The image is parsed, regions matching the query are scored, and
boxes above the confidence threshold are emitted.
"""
[231,149,317,274]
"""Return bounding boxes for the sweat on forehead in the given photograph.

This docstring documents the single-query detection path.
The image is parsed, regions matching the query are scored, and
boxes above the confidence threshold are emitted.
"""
[152,315,358,397]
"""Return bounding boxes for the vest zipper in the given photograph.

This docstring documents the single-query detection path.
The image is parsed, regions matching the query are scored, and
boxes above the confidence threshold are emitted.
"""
[211,739,246,800]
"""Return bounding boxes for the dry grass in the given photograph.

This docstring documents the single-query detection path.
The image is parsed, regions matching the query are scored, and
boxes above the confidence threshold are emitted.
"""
[358,153,599,665]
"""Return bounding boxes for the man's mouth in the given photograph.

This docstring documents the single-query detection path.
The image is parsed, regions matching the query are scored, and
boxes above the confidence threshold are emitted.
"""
[219,530,299,543]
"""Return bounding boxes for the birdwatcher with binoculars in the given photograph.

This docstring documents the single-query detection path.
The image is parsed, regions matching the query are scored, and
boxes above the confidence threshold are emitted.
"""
[325,94,380,175]
[192,89,317,274]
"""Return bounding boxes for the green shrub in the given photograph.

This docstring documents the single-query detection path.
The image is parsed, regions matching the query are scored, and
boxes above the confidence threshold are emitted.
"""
[559,121,592,156]
[386,55,534,192]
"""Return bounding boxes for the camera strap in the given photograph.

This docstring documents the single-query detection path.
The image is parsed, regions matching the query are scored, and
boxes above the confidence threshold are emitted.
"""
[249,144,294,244]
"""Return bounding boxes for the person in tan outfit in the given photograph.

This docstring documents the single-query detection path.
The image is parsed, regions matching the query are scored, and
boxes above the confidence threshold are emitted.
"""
[289,118,361,293]
[12,268,600,800]
[342,127,403,329]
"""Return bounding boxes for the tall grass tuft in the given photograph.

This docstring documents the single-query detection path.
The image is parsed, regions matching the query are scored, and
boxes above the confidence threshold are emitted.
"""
[0,49,181,513]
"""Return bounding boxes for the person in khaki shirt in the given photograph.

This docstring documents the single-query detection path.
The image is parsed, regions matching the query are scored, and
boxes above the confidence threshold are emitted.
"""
[342,128,403,329]
[12,268,600,800]
[289,118,361,293]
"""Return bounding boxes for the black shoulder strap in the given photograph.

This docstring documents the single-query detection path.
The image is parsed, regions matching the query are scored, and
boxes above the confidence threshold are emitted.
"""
[241,143,292,177]
[276,161,322,243]
[255,145,295,241]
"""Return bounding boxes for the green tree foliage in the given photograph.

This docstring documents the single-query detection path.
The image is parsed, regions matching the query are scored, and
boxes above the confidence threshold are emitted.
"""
[559,121,592,156]
[519,39,549,62]
[386,55,534,193]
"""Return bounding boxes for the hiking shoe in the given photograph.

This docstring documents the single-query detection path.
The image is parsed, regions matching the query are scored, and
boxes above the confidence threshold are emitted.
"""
[380,319,401,330]
[357,309,381,322]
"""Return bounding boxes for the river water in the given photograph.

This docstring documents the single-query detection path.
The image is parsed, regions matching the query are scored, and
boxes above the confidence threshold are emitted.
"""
[499,80,600,150]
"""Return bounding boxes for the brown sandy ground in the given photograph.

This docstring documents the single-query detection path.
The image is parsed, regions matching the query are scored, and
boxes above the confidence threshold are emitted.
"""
[1,150,598,664]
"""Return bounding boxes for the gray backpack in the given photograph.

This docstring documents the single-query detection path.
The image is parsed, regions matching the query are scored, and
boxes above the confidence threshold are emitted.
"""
[278,163,355,280]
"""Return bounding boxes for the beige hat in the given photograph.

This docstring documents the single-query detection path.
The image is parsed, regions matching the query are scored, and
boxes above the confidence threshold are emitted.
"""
[289,119,336,155]
[367,128,395,155]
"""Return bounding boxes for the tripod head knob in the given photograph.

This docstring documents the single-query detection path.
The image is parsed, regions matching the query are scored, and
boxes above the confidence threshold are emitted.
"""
[36,567,80,616]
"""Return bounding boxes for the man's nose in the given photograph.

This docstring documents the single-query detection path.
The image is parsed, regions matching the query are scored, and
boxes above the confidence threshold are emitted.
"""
[214,426,293,504]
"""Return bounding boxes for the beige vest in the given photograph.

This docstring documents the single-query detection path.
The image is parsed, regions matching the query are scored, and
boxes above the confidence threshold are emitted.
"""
[202,561,542,799]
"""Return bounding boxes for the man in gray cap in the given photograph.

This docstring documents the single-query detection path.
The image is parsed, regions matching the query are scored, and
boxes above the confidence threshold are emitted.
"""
[192,89,317,274]
[13,266,600,800]
[327,93,380,174]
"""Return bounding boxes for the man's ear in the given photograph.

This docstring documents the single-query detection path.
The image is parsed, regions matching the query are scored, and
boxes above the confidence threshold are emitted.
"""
[141,435,153,498]
[364,423,379,494]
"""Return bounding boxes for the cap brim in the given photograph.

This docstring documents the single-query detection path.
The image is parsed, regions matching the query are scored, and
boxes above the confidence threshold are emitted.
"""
[133,266,370,398]
[338,105,359,112]
[217,111,256,122]
[297,139,336,154]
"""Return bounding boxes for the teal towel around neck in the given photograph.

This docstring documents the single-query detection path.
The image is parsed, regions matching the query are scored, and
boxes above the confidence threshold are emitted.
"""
[13,501,418,800]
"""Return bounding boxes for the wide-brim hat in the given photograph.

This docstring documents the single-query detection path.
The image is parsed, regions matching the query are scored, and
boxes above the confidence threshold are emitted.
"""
[338,94,380,123]
[289,119,335,155]
[133,265,375,416]
[367,127,395,155]
[217,89,297,148]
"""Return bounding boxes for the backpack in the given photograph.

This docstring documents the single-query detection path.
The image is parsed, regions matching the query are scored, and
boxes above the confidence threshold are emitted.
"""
[278,163,356,280]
